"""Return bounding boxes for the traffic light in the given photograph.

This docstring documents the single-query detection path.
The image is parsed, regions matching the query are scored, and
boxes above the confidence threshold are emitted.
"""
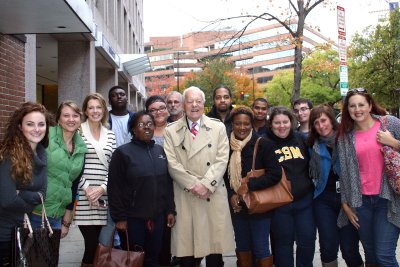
[240,91,244,100]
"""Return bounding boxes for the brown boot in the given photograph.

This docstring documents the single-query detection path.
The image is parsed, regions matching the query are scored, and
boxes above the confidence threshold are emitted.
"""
[80,263,93,267]
[236,251,252,267]
[256,256,273,267]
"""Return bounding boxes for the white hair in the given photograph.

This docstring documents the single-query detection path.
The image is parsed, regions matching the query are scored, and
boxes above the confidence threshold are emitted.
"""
[182,86,205,103]
[166,90,183,102]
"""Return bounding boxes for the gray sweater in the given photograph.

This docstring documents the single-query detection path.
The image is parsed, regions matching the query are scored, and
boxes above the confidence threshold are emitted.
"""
[337,114,400,228]
[0,144,47,242]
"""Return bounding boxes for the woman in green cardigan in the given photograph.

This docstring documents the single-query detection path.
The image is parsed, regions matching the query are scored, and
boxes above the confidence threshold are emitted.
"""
[30,101,87,239]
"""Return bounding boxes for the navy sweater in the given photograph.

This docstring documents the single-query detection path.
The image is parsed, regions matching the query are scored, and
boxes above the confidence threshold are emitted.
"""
[108,138,175,222]
[0,144,47,242]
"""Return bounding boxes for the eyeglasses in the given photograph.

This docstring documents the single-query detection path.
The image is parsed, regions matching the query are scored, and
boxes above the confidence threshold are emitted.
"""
[347,88,368,95]
[148,106,167,114]
[137,122,154,128]
[293,107,310,114]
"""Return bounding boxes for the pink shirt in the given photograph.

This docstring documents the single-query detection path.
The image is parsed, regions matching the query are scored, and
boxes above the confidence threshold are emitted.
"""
[355,120,384,195]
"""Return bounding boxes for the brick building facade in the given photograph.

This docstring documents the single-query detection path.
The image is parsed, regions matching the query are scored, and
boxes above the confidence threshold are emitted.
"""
[0,34,26,139]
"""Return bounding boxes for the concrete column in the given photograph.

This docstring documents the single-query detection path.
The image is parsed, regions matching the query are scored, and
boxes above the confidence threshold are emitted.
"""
[25,34,36,101]
[96,68,117,100]
[58,40,95,107]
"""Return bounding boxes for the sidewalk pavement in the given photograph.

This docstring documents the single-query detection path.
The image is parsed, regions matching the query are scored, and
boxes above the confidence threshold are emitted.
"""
[59,226,354,267]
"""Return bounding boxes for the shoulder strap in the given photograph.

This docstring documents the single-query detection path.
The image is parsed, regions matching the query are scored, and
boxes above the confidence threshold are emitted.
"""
[252,137,262,171]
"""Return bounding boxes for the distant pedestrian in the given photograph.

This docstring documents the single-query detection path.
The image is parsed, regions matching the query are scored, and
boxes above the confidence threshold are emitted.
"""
[0,102,50,266]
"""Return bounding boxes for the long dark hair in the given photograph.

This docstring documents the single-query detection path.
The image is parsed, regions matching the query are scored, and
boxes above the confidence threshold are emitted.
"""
[0,102,50,184]
[337,88,386,139]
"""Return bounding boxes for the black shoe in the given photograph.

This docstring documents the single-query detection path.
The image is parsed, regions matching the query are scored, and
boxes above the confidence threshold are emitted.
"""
[170,256,180,266]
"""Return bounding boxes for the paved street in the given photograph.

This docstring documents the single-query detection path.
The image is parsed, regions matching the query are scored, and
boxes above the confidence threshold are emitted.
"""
[59,226,353,267]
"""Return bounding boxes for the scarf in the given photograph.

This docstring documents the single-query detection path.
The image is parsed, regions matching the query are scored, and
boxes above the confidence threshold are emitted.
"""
[228,130,253,192]
[309,131,337,184]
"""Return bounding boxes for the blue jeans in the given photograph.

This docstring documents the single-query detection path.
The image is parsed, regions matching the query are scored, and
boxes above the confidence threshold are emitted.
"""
[271,192,316,267]
[98,210,120,246]
[314,190,362,266]
[356,195,399,267]
[232,215,271,260]
[119,213,164,267]
[30,213,62,229]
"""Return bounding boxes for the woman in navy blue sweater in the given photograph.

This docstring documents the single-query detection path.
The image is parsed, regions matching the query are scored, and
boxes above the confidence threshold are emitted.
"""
[108,111,176,267]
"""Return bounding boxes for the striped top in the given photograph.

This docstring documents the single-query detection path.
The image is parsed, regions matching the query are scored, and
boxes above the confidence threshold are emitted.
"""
[74,122,116,226]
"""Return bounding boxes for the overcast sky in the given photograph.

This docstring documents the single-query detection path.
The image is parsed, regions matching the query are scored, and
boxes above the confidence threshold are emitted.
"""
[143,0,392,43]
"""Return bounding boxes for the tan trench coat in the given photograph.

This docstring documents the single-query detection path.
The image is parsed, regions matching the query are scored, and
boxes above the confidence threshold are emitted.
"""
[164,115,235,258]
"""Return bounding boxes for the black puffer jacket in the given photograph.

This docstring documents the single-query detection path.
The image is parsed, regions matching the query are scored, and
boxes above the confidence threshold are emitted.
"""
[108,138,175,222]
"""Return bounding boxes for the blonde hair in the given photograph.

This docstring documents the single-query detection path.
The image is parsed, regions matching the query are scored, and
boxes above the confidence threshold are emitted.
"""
[82,93,109,127]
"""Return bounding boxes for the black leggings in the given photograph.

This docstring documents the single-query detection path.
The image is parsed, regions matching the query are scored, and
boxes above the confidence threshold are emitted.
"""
[78,225,102,264]
[180,254,223,267]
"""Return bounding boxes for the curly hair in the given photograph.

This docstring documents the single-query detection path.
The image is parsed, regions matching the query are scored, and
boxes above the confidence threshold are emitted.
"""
[0,102,50,185]
[230,106,254,122]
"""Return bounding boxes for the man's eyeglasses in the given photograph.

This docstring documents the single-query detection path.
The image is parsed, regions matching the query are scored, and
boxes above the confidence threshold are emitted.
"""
[148,106,167,114]
[137,122,154,128]
[293,107,310,114]
[347,88,367,95]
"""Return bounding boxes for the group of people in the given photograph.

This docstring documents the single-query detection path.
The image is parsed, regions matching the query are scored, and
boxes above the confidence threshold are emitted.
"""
[0,84,399,267]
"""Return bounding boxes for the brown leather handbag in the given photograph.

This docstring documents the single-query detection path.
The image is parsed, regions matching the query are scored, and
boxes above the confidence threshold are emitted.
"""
[93,228,144,267]
[240,138,293,214]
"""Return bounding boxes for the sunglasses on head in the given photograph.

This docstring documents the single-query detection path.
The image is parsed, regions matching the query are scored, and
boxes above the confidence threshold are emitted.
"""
[347,88,368,95]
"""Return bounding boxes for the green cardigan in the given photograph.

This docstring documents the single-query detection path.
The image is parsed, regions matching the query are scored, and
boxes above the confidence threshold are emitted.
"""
[33,125,87,218]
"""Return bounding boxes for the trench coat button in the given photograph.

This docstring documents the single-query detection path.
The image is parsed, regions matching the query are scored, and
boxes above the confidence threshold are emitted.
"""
[207,162,210,166]
[184,188,190,192]
[208,144,212,147]
[211,180,217,186]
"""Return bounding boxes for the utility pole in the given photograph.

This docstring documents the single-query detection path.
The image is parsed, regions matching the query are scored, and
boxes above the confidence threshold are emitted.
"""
[176,51,180,92]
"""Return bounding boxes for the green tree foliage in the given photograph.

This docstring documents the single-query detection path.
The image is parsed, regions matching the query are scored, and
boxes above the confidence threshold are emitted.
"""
[184,58,236,107]
[349,9,400,110]
[266,46,341,107]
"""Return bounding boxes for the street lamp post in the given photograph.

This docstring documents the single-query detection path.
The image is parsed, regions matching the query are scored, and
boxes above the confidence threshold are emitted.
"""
[251,68,255,101]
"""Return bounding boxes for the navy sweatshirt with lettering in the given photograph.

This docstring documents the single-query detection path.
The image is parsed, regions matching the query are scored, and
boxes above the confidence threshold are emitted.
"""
[265,129,313,200]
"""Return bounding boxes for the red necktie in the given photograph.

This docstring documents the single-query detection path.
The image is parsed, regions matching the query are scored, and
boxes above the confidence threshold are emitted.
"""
[190,122,198,139]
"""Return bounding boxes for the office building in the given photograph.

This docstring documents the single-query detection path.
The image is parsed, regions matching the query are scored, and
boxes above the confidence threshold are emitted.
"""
[144,22,333,95]
[0,0,148,138]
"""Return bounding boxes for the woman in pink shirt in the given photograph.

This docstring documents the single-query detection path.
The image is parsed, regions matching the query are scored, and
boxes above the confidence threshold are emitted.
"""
[337,88,400,267]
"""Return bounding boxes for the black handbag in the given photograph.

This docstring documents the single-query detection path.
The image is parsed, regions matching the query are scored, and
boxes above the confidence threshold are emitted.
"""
[12,194,61,267]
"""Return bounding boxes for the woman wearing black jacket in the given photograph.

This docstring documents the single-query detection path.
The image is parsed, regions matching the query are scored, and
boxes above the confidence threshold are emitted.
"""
[224,107,281,267]
[108,111,176,267]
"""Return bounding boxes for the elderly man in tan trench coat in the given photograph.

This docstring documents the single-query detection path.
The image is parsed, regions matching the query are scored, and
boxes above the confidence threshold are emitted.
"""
[164,86,235,267]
